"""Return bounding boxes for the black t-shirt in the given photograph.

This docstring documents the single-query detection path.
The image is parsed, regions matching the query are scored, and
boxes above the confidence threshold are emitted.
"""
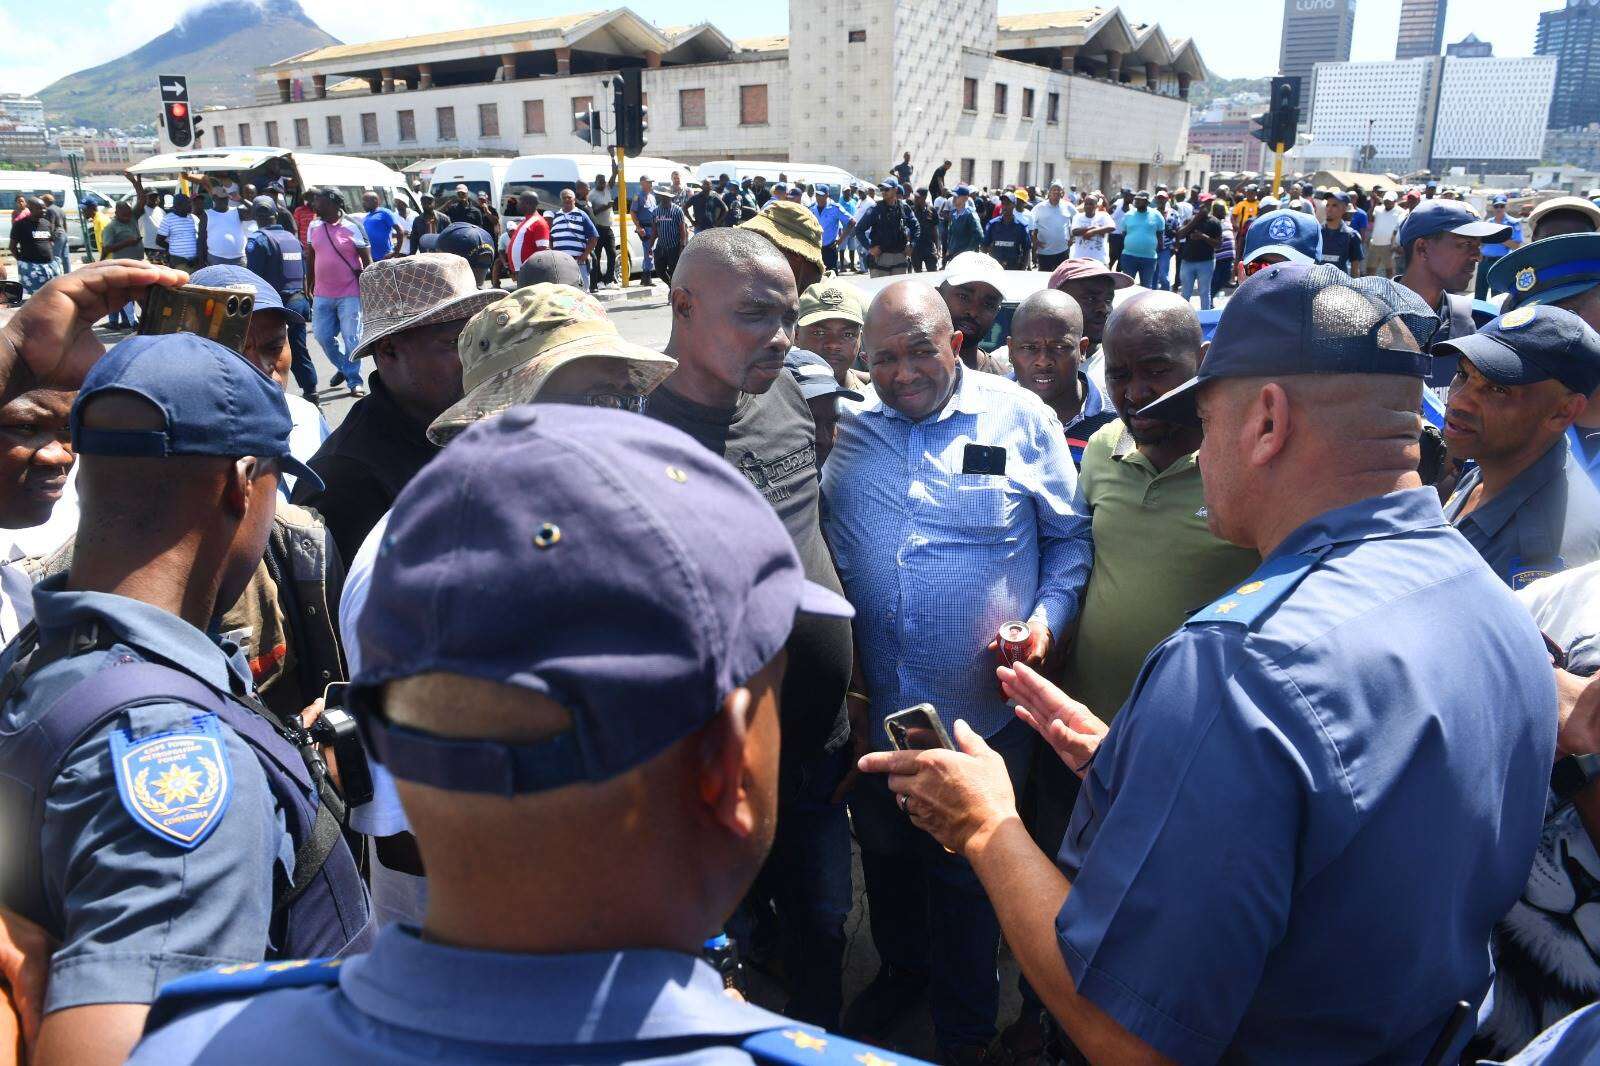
[647,373,853,774]
[9,213,57,263]
[409,210,451,248]
[442,201,486,228]
[1318,225,1364,273]
[1180,216,1221,261]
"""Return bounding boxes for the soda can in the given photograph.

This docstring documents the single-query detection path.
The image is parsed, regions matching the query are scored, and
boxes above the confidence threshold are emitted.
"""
[996,620,1031,666]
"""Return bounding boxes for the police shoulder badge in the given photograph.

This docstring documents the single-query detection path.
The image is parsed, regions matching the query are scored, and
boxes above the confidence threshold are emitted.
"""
[110,715,232,849]
[1514,267,1537,293]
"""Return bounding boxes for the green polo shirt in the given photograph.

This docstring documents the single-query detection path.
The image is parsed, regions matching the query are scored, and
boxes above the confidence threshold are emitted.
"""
[1064,421,1259,720]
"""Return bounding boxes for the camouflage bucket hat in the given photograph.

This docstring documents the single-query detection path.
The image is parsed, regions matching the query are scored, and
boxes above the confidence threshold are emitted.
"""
[740,201,825,272]
[427,284,678,445]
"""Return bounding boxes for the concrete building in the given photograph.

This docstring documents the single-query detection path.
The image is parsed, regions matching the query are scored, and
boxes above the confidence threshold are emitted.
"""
[1310,54,1556,175]
[1545,125,1600,171]
[1279,0,1357,102]
[0,93,45,127]
[55,133,160,174]
[1445,33,1492,58]
[0,124,51,165]
[193,4,1207,193]
[1187,105,1273,173]
[1539,0,1600,131]
[1395,0,1448,59]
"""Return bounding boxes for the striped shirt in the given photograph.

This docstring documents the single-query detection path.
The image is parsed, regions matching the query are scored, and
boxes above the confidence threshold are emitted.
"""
[821,366,1092,739]
[156,212,199,259]
[549,208,598,259]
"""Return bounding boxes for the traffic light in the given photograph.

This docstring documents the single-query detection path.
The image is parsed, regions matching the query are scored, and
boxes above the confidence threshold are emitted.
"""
[573,108,600,145]
[619,67,647,157]
[191,113,204,146]
[1248,76,1301,152]
[159,74,193,148]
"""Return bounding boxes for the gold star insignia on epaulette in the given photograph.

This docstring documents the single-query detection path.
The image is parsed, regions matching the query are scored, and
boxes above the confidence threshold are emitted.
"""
[1235,581,1265,595]
[855,1053,896,1066]
[783,1031,828,1052]
[266,959,312,973]
[215,962,260,976]
[1215,601,1239,614]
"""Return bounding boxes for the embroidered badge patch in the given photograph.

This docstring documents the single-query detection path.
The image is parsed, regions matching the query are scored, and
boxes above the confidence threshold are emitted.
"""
[110,715,231,849]
[1500,305,1537,329]
[1266,215,1298,242]
[1514,267,1537,293]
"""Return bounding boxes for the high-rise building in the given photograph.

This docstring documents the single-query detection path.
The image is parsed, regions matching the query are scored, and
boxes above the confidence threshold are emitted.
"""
[1279,0,1358,104]
[1308,58,1438,173]
[1445,33,1492,58]
[1538,0,1600,129]
[1396,0,1448,59]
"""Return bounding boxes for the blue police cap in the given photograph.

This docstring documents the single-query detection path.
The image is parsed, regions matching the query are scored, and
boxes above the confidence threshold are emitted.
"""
[190,263,304,325]
[350,405,853,795]
[1397,200,1511,247]
[70,334,323,492]
[1433,305,1600,396]
[1139,264,1438,426]
[1241,209,1323,267]
[1487,233,1600,311]
[420,221,494,261]
[954,184,973,197]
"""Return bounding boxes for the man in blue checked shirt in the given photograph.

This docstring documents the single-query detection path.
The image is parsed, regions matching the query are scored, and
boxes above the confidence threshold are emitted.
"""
[821,280,1090,1057]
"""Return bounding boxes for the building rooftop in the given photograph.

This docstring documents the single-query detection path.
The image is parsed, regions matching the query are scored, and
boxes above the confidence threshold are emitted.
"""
[735,35,789,55]
[275,11,605,67]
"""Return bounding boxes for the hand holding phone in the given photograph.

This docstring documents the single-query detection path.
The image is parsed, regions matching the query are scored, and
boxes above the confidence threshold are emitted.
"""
[884,703,954,751]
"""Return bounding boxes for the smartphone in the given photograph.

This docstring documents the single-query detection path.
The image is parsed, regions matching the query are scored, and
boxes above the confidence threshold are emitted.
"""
[139,283,255,354]
[884,703,955,751]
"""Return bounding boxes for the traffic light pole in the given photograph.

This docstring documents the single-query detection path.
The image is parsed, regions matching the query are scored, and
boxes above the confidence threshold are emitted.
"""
[616,146,631,288]
[1271,143,1285,199]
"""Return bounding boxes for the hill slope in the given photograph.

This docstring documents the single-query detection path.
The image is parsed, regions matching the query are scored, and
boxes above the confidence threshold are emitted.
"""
[36,0,338,130]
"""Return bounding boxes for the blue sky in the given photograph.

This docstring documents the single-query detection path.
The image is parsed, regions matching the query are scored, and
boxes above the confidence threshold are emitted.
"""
[4,0,1544,101]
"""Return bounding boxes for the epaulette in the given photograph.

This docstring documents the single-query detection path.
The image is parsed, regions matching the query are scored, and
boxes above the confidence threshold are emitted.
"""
[144,958,343,1032]
[1185,552,1319,630]
[744,1027,934,1066]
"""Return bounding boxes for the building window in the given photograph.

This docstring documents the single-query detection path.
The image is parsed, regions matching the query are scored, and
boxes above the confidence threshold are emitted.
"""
[680,88,706,128]
[294,118,310,147]
[264,121,279,147]
[960,157,975,184]
[326,115,343,146]
[963,78,978,112]
[1019,161,1031,185]
[213,126,225,147]
[1023,88,1035,118]
[1047,92,1060,124]
[237,123,251,146]
[994,84,1008,115]
[991,160,1004,186]
[571,96,592,130]
[848,29,865,43]
[523,99,544,134]
[479,102,499,138]
[437,106,456,140]
[398,109,416,142]
[360,112,378,144]
[1044,162,1055,185]
[740,84,769,125]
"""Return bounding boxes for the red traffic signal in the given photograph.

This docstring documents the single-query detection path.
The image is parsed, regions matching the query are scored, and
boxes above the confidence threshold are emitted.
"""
[170,102,188,119]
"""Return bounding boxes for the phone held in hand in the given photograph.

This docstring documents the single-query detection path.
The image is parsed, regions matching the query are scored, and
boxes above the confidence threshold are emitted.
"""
[884,703,954,751]
[138,283,255,355]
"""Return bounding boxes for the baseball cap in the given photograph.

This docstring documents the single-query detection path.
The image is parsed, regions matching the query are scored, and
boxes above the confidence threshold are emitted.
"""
[250,195,277,218]
[516,249,583,289]
[943,251,1006,295]
[1260,195,1281,210]
[1433,305,1600,396]
[190,263,304,325]
[351,405,854,794]
[739,200,824,272]
[420,221,495,260]
[1489,233,1600,311]
[785,349,863,402]
[1241,209,1322,267]
[1491,194,1509,206]
[1398,200,1511,247]
[798,280,865,328]
[953,184,973,197]
[71,334,323,493]
[1139,264,1438,426]
[428,283,676,444]
[879,178,900,192]
[1324,190,1350,204]
[1048,257,1135,291]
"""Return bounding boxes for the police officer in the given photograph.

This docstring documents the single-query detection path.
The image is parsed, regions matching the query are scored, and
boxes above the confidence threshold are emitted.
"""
[1488,233,1600,489]
[0,334,371,1066]
[1433,305,1600,588]
[243,196,317,403]
[1395,200,1511,394]
[127,406,927,1066]
[860,265,1556,1061]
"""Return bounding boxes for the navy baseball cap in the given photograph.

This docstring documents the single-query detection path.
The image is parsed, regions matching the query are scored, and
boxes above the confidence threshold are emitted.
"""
[1433,305,1600,396]
[1398,200,1511,247]
[1488,233,1600,311]
[71,334,323,492]
[190,263,304,325]
[785,349,863,402]
[879,179,900,192]
[954,184,973,197]
[1241,209,1323,267]
[351,405,853,794]
[420,221,495,260]
[1139,264,1438,426]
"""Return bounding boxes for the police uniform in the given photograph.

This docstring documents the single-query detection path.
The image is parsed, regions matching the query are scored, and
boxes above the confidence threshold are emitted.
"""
[0,335,371,1018]
[1396,201,1512,393]
[131,406,919,1066]
[1487,233,1600,490]
[1435,305,1600,588]
[1079,265,1557,1061]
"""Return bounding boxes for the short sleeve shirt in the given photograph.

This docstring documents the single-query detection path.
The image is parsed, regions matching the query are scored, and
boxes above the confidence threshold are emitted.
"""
[362,207,401,259]
[307,217,368,298]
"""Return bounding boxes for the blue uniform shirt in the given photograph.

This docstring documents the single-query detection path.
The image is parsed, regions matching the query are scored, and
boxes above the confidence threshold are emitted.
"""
[0,575,291,1011]
[810,201,852,246]
[1565,424,1600,492]
[1054,488,1555,1064]
[1444,438,1600,589]
[130,924,926,1065]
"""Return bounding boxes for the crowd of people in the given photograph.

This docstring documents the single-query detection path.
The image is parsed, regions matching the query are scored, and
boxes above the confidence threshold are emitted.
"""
[2,150,1600,1066]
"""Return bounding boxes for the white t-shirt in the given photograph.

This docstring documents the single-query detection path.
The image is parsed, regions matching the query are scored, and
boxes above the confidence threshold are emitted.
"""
[0,469,81,644]
[1031,200,1074,256]
[204,206,247,259]
[1518,561,1600,672]
[1071,211,1113,262]
[138,205,165,249]
[1369,206,1405,247]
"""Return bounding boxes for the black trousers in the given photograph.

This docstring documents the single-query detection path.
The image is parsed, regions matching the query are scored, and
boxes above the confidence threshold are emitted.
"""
[591,224,615,286]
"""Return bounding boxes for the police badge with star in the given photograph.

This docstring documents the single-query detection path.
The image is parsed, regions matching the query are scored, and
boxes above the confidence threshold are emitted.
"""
[110,716,232,848]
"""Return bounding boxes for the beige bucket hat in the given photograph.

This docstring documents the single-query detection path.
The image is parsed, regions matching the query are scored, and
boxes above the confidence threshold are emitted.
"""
[350,253,508,361]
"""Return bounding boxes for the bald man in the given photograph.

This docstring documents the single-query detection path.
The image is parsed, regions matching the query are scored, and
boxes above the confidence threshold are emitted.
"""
[646,228,856,1029]
[823,280,1089,1054]
[1007,290,1116,466]
[861,266,1555,1063]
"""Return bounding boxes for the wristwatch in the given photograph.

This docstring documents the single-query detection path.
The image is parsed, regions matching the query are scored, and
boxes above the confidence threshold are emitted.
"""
[1552,753,1600,803]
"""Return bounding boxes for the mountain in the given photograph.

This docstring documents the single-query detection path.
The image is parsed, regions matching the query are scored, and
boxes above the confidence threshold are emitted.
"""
[35,0,339,131]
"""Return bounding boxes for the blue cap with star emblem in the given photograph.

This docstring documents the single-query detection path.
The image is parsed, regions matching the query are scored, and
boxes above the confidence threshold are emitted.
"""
[1433,304,1600,396]
[1241,208,1323,267]
[1486,233,1600,312]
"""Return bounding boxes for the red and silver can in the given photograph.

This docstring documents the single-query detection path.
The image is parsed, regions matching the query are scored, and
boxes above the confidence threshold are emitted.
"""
[996,621,1031,666]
